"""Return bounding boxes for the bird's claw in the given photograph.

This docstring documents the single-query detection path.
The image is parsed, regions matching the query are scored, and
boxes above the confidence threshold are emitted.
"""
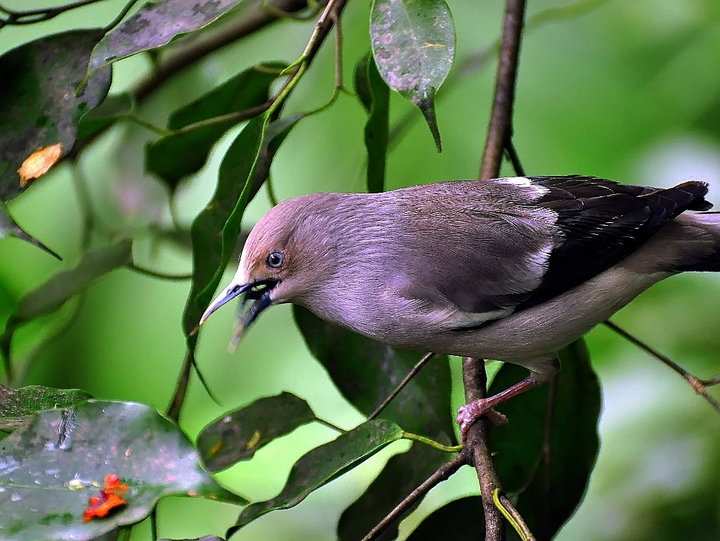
[456,401,507,434]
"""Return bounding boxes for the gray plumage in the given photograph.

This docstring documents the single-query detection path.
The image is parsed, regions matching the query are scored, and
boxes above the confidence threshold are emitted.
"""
[200,175,720,430]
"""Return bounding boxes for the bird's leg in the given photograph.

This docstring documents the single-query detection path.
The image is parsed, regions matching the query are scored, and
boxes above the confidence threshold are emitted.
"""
[457,357,558,434]
[457,376,541,433]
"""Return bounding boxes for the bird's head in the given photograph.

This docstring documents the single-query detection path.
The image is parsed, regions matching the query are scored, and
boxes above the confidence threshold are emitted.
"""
[198,195,338,337]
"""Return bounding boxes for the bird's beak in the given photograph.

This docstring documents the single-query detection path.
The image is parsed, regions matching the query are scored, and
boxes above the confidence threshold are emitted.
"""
[199,279,278,334]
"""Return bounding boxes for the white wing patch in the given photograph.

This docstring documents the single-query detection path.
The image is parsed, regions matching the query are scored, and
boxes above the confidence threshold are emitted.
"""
[495,176,550,196]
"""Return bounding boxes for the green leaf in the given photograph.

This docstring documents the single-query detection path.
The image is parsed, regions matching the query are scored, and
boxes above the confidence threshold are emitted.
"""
[159,537,224,541]
[198,392,317,472]
[77,93,134,141]
[370,0,455,152]
[406,496,484,539]
[183,114,304,342]
[8,241,132,324]
[0,203,60,258]
[0,29,111,201]
[338,443,452,540]
[293,306,454,439]
[230,419,403,533]
[146,63,284,188]
[0,384,92,433]
[0,401,243,541]
[354,52,390,193]
[88,0,246,74]
[490,339,601,540]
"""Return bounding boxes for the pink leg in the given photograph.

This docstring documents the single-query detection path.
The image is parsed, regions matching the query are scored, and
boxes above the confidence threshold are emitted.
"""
[456,375,544,434]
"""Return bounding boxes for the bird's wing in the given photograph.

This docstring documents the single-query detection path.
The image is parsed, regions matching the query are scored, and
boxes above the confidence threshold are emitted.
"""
[391,175,711,330]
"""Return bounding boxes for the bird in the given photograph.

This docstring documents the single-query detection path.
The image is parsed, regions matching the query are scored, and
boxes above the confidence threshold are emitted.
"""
[198,175,719,433]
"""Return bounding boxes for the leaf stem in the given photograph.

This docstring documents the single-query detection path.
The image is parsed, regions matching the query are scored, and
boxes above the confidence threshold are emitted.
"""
[493,489,536,540]
[125,263,192,281]
[125,113,172,136]
[401,431,463,453]
[103,0,140,33]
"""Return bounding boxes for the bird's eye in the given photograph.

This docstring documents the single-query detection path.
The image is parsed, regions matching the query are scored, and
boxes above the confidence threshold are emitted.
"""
[266,251,285,268]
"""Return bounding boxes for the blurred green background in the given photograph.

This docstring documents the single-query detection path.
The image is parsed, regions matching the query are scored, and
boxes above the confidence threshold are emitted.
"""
[1,0,719,539]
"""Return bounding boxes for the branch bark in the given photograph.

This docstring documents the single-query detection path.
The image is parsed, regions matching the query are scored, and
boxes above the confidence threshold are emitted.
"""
[470,1,527,539]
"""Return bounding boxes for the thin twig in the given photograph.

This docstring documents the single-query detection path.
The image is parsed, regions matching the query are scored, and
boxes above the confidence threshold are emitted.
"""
[368,352,435,419]
[103,0,140,33]
[125,263,192,281]
[361,452,467,541]
[603,320,720,413]
[504,137,526,176]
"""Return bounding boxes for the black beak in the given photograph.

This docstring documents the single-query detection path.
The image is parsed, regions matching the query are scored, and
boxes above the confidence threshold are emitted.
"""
[199,279,278,335]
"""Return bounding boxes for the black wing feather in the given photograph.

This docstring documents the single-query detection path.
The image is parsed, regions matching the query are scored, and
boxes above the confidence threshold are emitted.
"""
[518,175,711,309]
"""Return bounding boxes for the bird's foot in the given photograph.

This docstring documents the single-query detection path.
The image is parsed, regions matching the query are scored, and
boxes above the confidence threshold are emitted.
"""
[456,400,507,434]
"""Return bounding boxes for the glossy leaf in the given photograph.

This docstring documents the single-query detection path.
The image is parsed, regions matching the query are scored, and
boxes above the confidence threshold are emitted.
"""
[293,306,454,439]
[370,0,455,151]
[338,443,453,541]
[231,420,403,533]
[183,114,304,345]
[490,339,601,540]
[406,496,484,539]
[354,53,389,193]
[146,63,284,187]
[0,384,92,433]
[0,203,60,258]
[77,93,134,141]
[0,401,243,541]
[0,30,111,200]
[198,392,317,472]
[88,0,245,74]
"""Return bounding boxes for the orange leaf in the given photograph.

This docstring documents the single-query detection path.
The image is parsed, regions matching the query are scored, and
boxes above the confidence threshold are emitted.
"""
[17,143,63,187]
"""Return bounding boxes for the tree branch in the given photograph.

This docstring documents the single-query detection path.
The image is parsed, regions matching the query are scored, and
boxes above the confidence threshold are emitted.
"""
[470,1,527,539]
[603,320,720,413]
[462,357,504,539]
[479,0,527,180]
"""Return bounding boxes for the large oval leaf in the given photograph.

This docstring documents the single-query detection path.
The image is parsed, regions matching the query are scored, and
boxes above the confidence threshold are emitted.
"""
[370,0,455,151]
[0,401,243,541]
[230,419,403,534]
[198,392,317,472]
[88,0,246,74]
[0,29,111,200]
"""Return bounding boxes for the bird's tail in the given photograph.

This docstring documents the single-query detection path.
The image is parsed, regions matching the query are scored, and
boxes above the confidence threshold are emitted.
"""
[676,211,720,272]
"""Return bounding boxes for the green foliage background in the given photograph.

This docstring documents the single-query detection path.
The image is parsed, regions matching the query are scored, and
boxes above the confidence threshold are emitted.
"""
[1,0,719,539]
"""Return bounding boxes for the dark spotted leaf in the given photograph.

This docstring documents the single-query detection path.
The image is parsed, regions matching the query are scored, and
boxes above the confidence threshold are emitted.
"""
[0,203,60,258]
[88,0,245,74]
[0,401,243,541]
[0,384,92,434]
[370,0,455,151]
[198,392,317,472]
[0,30,110,200]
